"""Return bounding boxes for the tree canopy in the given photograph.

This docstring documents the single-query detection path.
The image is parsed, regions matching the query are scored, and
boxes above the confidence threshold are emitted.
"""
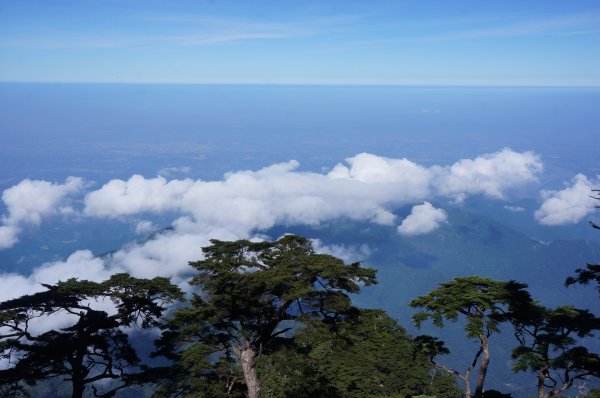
[410,276,532,398]
[155,234,377,398]
[0,273,182,398]
[258,308,460,398]
[0,229,597,398]
[510,304,600,398]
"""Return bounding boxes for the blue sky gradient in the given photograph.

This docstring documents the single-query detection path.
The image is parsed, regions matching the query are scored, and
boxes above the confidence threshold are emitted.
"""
[1,0,600,85]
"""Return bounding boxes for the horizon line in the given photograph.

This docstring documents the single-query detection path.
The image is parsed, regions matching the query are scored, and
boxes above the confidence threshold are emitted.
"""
[2,81,600,89]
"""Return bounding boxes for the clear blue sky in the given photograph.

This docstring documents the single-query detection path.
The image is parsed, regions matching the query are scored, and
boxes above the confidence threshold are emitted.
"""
[1,0,600,86]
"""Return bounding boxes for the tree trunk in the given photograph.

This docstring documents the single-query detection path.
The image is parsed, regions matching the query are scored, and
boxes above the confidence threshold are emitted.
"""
[537,370,548,398]
[547,378,572,398]
[70,347,85,398]
[71,376,84,398]
[474,333,490,398]
[536,367,573,398]
[239,346,260,398]
[434,362,471,398]
[464,378,472,398]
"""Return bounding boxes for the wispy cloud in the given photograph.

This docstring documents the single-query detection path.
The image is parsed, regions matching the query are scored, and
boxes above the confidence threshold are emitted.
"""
[0,14,363,49]
[328,10,600,50]
[3,9,598,50]
[408,11,600,42]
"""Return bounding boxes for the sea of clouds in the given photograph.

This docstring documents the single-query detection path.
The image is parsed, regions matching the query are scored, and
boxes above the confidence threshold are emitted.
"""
[0,148,598,303]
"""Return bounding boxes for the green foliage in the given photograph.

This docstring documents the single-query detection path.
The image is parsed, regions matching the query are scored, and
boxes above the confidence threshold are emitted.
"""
[409,276,534,398]
[410,276,531,338]
[257,309,460,398]
[566,263,600,298]
[0,273,183,398]
[511,303,600,395]
[413,335,450,361]
[155,235,377,397]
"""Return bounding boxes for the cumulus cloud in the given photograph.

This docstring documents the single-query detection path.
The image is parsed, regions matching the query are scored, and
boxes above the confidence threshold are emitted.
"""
[398,202,448,236]
[0,177,83,249]
[84,175,193,218]
[84,160,401,235]
[433,148,543,202]
[84,149,541,234]
[110,231,208,280]
[0,250,112,302]
[0,149,543,301]
[328,152,432,194]
[534,174,599,225]
[0,235,189,302]
[330,149,542,203]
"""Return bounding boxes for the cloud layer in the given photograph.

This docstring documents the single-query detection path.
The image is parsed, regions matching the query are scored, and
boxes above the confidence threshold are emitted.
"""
[84,148,542,233]
[535,174,600,225]
[0,149,545,302]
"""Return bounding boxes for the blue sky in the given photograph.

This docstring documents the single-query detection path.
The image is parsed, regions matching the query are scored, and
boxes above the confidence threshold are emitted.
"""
[1,0,600,85]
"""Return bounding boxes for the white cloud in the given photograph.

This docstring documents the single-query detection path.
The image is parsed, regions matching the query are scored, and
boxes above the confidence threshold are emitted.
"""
[84,160,402,235]
[330,149,542,203]
[110,231,207,280]
[84,149,540,234]
[0,149,544,301]
[2,177,83,225]
[0,250,113,302]
[534,174,599,225]
[398,202,448,236]
[433,148,543,201]
[84,175,193,218]
[0,177,84,249]
[0,225,20,250]
[329,152,432,192]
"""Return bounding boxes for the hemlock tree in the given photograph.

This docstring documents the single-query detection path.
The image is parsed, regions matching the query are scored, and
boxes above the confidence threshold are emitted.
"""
[0,273,182,398]
[510,304,600,398]
[410,276,532,398]
[156,235,377,398]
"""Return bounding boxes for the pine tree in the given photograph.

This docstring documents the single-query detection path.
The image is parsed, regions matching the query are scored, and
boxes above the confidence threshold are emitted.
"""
[155,235,376,398]
[0,273,182,398]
